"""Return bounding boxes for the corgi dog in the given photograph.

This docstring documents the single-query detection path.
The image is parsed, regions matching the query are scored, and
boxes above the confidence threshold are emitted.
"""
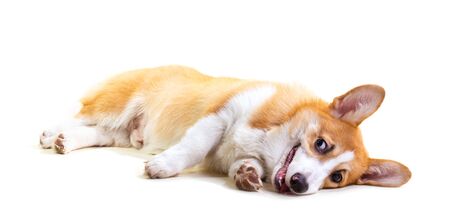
[39,65,411,195]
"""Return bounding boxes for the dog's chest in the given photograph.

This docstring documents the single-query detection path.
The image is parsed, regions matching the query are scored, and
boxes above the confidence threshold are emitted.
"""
[202,87,277,173]
[204,121,267,173]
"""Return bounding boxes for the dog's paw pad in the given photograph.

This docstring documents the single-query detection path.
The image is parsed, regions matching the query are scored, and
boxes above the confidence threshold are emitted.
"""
[144,157,179,179]
[234,164,263,192]
[53,134,66,154]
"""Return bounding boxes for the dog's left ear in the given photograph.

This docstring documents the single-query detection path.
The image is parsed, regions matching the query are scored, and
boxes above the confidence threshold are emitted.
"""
[329,85,385,126]
[357,158,411,187]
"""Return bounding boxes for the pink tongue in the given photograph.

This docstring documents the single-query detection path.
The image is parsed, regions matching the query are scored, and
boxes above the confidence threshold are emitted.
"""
[276,166,290,193]
[275,147,298,193]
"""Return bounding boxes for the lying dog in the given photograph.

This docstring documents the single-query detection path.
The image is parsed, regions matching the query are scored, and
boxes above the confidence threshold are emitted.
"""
[40,65,411,195]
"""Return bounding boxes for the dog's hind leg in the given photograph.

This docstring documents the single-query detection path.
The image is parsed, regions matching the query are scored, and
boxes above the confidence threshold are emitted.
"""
[39,118,85,149]
[50,126,116,154]
[40,117,120,154]
[41,69,149,153]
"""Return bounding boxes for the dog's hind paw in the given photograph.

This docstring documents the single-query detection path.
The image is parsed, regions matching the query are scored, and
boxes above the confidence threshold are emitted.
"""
[53,134,67,154]
[234,164,263,191]
[40,131,56,149]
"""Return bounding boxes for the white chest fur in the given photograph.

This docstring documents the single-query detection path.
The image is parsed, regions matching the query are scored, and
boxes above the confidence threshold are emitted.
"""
[203,86,276,173]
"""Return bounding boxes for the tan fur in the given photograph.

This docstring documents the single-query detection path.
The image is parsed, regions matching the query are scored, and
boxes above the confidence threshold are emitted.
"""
[77,66,270,150]
[249,84,318,129]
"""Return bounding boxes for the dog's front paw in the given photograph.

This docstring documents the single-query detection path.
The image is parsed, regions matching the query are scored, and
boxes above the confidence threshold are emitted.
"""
[234,163,263,191]
[145,155,180,179]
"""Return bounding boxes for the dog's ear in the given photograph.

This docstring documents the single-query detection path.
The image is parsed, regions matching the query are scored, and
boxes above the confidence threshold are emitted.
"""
[329,85,385,126]
[357,158,411,187]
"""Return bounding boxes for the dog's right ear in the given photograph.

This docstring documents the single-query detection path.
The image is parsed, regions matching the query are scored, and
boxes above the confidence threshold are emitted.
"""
[329,85,385,126]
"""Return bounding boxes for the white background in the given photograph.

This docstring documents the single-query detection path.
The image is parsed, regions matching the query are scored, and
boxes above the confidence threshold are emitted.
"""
[0,0,449,220]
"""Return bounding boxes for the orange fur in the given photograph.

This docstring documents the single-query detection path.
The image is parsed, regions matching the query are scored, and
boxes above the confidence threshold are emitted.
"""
[77,66,272,150]
[249,84,318,129]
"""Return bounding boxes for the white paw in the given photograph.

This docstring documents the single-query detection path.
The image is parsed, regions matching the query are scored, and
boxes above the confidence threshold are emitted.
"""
[40,131,58,149]
[145,155,180,179]
[40,130,71,154]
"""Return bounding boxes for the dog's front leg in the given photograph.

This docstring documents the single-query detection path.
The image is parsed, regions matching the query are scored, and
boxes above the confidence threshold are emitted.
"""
[145,115,225,178]
[229,158,264,191]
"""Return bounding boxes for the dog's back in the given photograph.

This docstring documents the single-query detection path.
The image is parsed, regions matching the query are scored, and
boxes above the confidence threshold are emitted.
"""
[77,65,265,153]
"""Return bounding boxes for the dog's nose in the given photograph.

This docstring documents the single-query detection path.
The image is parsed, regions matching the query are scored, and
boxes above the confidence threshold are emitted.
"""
[290,173,308,193]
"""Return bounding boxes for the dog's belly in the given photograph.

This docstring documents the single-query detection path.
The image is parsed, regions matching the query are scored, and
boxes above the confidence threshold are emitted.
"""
[139,115,190,155]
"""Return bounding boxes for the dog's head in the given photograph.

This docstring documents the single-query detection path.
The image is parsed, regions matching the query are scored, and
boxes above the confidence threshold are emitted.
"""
[265,85,411,195]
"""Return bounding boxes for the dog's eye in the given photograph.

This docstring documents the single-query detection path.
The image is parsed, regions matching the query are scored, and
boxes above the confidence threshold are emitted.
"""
[314,138,333,154]
[330,171,343,183]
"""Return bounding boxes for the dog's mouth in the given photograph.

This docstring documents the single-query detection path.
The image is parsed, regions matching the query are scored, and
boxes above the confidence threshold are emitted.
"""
[274,145,299,194]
